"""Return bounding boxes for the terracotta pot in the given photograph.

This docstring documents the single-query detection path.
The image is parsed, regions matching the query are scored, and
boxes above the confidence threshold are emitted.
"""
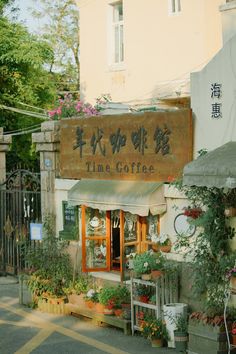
[85,300,95,309]
[151,270,163,280]
[103,306,114,315]
[224,207,236,217]
[152,244,172,253]
[232,334,236,345]
[139,295,149,303]
[114,308,123,317]
[95,303,105,313]
[141,273,152,281]
[151,338,163,348]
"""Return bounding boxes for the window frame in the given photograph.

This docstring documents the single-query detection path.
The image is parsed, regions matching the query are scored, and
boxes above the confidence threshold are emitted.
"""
[108,1,124,68]
[168,0,181,15]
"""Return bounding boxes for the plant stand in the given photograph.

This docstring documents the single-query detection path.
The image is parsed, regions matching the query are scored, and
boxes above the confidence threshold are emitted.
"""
[66,304,131,335]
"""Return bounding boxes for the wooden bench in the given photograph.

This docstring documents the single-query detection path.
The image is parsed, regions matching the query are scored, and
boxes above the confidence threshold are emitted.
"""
[65,303,131,335]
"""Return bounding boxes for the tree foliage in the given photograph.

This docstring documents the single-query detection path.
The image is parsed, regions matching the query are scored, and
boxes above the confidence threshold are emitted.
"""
[31,0,80,92]
[0,2,57,170]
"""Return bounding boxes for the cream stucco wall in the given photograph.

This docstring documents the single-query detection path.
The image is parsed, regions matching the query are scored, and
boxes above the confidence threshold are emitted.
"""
[77,0,223,105]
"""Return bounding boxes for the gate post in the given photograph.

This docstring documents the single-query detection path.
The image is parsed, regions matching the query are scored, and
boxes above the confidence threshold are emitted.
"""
[0,128,12,184]
[32,121,60,219]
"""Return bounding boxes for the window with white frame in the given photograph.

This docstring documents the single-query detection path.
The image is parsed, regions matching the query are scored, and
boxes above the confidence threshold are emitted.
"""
[112,2,124,64]
[169,0,181,14]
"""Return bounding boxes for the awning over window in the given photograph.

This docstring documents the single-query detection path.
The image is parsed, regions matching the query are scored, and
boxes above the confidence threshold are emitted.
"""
[68,179,166,216]
[183,141,236,189]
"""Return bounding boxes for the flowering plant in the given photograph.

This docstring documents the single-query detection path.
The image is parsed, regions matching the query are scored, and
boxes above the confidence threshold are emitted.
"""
[84,288,99,303]
[140,316,169,340]
[48,94,98,120]
[183,206,202,219]
[133,250,166,276]
[151,233,170,246]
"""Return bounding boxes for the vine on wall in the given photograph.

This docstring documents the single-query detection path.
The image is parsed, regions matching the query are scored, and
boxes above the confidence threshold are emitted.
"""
[173,179,236,315]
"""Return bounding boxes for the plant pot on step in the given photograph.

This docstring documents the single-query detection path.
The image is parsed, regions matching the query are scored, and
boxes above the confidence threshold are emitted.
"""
[141,273,152,281]
[174,330,188,352]
[151,337,163,348]
[151,270,163,280]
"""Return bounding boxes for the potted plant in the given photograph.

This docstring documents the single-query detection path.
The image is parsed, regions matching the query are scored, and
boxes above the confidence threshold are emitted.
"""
[97,286,117,315]
[133,250,164,280]
[84,288,99,309]
[140,316,169,348]
[172,314,189,352]
[223,189,236,217]
[134,283,151,303]
[150,251,166,280]
[114,285,131,318]
[151,233,172,253]
[187,311,235,354]
[26,214,73,308]
[63,274,92,306]
[183,206,203,219]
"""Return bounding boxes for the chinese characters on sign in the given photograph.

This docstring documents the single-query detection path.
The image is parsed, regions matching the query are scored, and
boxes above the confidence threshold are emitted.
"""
[60,111,193,181]
[211,83,222,119]
[73,126,171,158]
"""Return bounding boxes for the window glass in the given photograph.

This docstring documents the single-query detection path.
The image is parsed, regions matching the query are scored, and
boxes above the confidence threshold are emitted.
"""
[124,212,138,242]
[85,208,106,236]
[112,2,124,63]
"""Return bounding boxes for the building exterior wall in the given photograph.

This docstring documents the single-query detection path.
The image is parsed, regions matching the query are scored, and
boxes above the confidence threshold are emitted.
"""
[77,0,223,105]
[191,33,236,156]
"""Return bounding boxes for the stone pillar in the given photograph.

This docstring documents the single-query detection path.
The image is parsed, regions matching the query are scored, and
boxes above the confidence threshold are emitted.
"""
[32,121,61,219]
[0,128,12,184]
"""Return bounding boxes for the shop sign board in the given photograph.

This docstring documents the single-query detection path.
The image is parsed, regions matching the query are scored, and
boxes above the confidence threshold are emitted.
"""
[60,110,193,181]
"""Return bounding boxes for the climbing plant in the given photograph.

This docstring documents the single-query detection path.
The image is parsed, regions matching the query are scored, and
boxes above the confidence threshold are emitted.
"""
[173,178,236,314]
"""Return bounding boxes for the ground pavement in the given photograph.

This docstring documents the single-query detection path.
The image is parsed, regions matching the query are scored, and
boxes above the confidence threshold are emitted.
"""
[0,276,179,354]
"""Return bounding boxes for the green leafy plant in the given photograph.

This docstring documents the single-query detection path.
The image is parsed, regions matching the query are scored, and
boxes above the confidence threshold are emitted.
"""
[63,274,93,296]
[115,285,131,306]
[169,314,188,333]
[172,177,236,314]
[98,286,117,308]
[26,214,73,300]
[133,250,165,276]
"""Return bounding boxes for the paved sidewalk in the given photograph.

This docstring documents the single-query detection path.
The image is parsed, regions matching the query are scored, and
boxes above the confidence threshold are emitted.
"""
[0,276,180,354]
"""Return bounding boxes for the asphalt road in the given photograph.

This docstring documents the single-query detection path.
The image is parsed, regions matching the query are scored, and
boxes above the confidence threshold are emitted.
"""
[0,276,179,354]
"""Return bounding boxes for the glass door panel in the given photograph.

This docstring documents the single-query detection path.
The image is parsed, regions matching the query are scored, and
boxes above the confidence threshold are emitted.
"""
[82,206,110,272]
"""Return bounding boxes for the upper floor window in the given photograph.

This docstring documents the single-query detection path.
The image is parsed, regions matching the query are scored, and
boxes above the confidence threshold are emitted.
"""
[112,2,124,63]
[169,0,181,14]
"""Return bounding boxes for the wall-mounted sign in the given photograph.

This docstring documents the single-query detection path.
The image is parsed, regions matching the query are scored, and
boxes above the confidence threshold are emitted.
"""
[30,223,43,241]
[60,110,193,181]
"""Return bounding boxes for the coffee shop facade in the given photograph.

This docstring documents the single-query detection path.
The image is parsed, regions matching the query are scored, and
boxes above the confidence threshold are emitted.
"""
[54,109,193,280]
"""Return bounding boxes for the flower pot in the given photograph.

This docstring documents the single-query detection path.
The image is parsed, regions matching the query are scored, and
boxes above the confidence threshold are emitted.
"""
[174,330,188,351]
[230,276,236,293]
[151,270,163,280]
[141,273,152,281]
[151,338,163,348]
[85,300,95,309]
[224,207,236,217]
[114,308,123,317]
[232,334,236,345]
[103,306,114,315]
[139,295,149,303]
[159,244,172,253]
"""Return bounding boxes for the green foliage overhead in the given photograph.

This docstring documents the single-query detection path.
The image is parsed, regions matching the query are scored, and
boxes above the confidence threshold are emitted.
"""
[0,7,57,170]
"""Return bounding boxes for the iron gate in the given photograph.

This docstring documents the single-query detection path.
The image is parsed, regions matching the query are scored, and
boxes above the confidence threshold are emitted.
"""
[0,169,41,275]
